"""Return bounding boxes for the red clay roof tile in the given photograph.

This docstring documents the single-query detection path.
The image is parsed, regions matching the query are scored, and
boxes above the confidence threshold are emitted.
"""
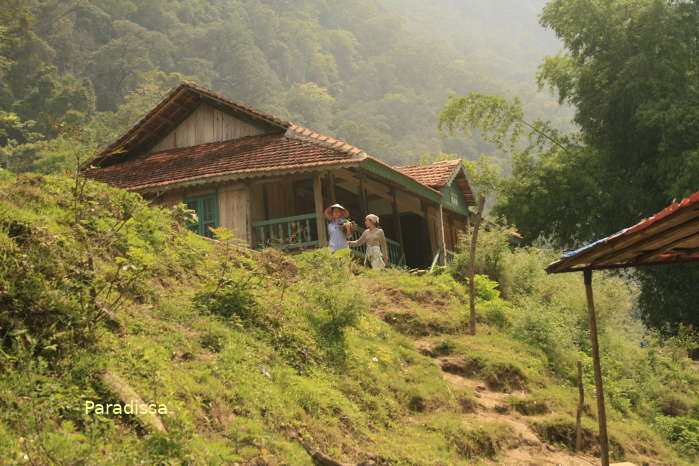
[85,133,362,191]
[393,160,461,188]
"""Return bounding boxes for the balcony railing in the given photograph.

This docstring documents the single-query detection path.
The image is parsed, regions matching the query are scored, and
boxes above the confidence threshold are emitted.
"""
[252,214,406,266]
[252,213,319,250]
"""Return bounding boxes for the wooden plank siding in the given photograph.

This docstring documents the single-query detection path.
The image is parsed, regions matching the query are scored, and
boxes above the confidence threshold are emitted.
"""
[218,185,251,244]
[150,104,269,153]
[150,182,251,244]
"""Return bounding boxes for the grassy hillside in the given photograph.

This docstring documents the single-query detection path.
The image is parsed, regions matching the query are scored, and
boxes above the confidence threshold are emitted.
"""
[1,173,698,465]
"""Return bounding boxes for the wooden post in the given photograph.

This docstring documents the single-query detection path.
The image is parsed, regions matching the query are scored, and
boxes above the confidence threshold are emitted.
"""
[328,172,337,204]
[313,174,328,247]
[245,182,253,248]
[584,269,609,466]
[468,195,485,336]
[438,204,447,266]
[575,360,584,452]
[391,188,405,253]
[359,172,368,214]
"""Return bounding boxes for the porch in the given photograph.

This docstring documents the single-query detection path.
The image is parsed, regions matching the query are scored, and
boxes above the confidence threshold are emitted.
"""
[251,213,406,266]
[246,163,465,269]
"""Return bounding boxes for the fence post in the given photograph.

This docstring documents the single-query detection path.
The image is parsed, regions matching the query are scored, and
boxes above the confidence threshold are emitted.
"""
[576,359,584,452]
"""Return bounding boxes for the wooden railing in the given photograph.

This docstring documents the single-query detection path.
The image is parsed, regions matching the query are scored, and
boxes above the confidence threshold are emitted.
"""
[252,214,405,266]
[252,213,319,250]
[348,226,406,267]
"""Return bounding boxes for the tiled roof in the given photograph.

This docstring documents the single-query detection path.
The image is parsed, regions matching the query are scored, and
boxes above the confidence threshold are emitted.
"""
[287,124,365,157]
[393,160,461,188]
[85,133,363,191]
[84,82,449,200]
[394,159,475,206]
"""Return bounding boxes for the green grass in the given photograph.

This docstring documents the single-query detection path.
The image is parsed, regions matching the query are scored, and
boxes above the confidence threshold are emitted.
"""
[0,173,697,465]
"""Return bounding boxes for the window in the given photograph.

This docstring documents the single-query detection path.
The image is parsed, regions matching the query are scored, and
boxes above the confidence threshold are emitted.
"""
[184,194,219,238]
[450,189,459,206]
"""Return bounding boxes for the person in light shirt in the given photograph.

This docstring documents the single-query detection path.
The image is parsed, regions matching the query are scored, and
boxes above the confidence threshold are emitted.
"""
[349,214,388,270]
[324,203,352,252]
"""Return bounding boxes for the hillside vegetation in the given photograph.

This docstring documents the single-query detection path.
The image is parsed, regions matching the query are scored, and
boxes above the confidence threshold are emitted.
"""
[0,0,569,174]
[1,173,699,465]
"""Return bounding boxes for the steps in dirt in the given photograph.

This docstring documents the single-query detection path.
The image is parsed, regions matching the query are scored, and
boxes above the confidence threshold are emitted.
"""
[413,338,600,465]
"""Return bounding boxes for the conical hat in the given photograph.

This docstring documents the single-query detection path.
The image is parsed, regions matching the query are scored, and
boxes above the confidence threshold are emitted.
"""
[324,203,349,219]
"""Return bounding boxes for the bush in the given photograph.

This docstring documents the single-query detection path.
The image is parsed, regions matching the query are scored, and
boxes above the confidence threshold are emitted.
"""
[296,249,367,364]
[655,416,699,458]
[659,393,692,417]
[193,275,261,325]
[449,227,511,283]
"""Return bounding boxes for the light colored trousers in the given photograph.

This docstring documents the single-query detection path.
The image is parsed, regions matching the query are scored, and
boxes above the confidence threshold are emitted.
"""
[365,245,386,270]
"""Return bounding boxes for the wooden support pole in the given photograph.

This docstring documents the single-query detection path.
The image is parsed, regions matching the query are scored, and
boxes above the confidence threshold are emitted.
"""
[328,172,337,204]
[391,188,405,253]
[245,182,253,248]
[584,269,609,466]
[313,174,328,247]
[359,172,368,215]
[438,204,447,266]
[575,359,584,452]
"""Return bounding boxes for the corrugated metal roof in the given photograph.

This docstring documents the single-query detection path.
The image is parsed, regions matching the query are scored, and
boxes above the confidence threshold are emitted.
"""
[546,191,699,273]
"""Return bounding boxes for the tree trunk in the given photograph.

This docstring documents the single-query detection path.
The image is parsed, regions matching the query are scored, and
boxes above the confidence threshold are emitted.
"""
[468,195,486,336]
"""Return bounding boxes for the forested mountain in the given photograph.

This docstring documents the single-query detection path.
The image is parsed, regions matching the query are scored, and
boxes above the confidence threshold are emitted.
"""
[0,0,568,172]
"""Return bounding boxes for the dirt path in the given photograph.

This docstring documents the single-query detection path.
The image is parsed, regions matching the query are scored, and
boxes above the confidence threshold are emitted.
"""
[412,337,600,466]
[442,369,598,465]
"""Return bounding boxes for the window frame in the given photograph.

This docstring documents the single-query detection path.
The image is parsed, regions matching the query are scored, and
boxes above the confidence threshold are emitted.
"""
[184,193,219,238]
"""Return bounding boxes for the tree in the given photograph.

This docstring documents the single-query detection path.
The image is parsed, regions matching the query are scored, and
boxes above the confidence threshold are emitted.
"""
[537,0,699,331]
[443,1,699,331]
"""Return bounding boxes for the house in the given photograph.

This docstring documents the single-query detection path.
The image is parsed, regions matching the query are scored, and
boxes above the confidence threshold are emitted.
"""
[84,83,475,268]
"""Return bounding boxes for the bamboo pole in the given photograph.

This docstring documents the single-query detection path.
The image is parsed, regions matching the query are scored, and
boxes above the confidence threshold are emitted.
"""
[584,269,609,466]
[575,359,584,452]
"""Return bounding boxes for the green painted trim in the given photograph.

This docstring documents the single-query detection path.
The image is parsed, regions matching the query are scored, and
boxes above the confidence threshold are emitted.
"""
[360,158,443,203]
[184,193,219,237]
[252,213,317,228]
[439,185,470,216]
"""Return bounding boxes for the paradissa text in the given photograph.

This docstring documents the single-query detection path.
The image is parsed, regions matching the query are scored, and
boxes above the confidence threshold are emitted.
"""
[84,400,168,415]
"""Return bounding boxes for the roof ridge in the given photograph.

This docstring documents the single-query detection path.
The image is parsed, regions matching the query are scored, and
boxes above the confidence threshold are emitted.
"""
[285,125,367,159]
[395,159,461,169]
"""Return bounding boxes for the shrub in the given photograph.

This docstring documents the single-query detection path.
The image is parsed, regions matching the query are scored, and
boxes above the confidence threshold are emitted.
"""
[654,416,699,458]
[296,249,367,364]
[193,275,261,325]
[449,228,511,283]
[659,393,692,417]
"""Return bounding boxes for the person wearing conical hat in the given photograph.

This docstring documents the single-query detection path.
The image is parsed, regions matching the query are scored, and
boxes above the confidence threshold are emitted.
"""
[348,214,388,270]
[324,203,352,252]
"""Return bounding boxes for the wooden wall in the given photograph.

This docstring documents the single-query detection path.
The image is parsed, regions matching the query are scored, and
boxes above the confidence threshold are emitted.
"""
[150,104,269,152]
[265,180,294,219]
[150,182,251,244]
[219,184,250,243]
